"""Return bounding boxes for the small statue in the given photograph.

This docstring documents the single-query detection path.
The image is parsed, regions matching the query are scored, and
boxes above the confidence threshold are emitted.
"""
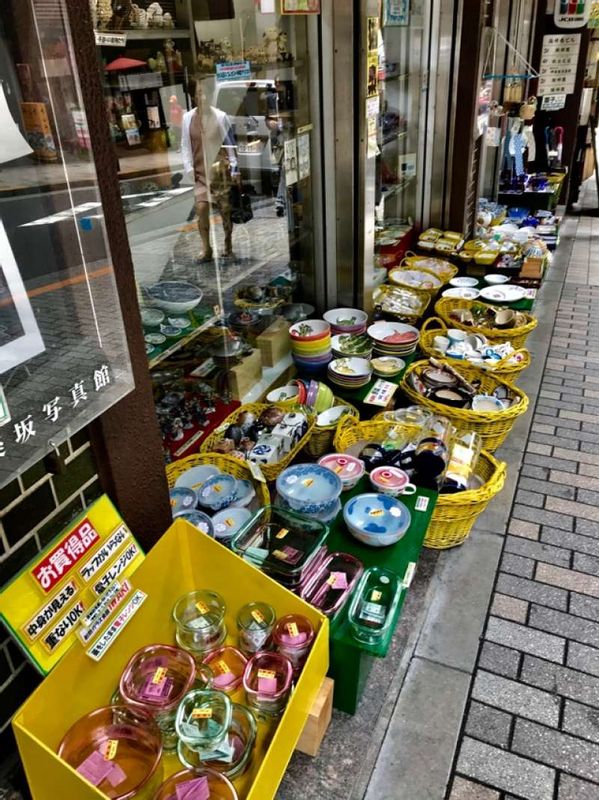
[263,27,280,63]
[97,0,112,28]
[171,417,184,441]
[147,1,163,27]
[164,38,176,68]
[155,50,166,72]
[137,8,148,27]
[220,37,233,61]
[278,31,292,61]
[163,12,174,29]
[129,3,140,26]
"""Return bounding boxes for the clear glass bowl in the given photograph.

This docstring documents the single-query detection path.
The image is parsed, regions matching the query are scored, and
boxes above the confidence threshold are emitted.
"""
[177,704,257,780]
[173,590,228,658]
[236,601,276,657]
[118,644,196,750]
[272,614,315,674]
[57,705,163,799]
[243,651,293,717]
[153,767,238,800]
[175,689,232,751]
[300,552,364,618]
[202,646,248,693]
[347,566,403,645]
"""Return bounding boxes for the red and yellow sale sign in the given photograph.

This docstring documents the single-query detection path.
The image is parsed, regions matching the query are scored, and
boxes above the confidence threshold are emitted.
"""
[0,495,145,674]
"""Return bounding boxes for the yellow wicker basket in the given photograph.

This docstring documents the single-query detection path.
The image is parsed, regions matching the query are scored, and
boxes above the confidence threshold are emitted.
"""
[419,317,531,384]
[387,267,444,297]
[372,283,431,325]
[333,416,420,455]
[401,253,459,283]
[166,452,271,507]
[304,398,360,458]
[199,402,315,481]
[333,417,506,549]
[234,294,285,313]
[434,297,538,349]
[400,359,529,452]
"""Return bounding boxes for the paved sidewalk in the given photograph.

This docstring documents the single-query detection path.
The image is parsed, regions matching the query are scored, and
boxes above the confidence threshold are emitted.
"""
[447,206,599,798]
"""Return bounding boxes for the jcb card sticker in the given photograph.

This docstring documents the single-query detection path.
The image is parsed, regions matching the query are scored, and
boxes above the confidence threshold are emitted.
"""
[0,495,145,675]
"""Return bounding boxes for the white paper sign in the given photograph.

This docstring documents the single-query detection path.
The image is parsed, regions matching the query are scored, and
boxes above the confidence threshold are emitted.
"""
[541,93,567,110]
[297,133,311,180]
[284,138,298,186]
[538,34,580,97]
[485,127,501,147]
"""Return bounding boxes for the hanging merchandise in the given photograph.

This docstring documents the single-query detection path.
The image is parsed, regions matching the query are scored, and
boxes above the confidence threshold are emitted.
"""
[519,96,537,121]
[546,125,564,168]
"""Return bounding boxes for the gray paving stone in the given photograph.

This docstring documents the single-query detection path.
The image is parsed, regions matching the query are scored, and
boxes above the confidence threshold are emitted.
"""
[570,593,599,623]
[558,773,599,800]
[546,495,599,523]
[449,776,501,800]
[464,700,512,749]
[472,670,559,727]
[514,489,545,508]
[512,717,599,783]
[505,535,571,567]
[490,593,528,623]
[501,553,535,579]
[519,476,576,500]
[541,527,599,557]
[478,642,521,679]
[578,488,599,507]
[485,617,565,663]
[575,518,599,539]
[520,464,550,480]
[522,654,599,706]
[562,699,599,744]
[574,552,599,577]
[536,562,599,598]
[552,446,599,465]
[496,572,568,611]
[530,603,599,648]
[522,454,577,475]
[509,519,540,540]
[456,736,555,800]
[512,504,575,531]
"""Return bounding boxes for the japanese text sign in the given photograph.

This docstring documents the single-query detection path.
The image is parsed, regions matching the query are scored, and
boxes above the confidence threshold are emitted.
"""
[0,495,144,674]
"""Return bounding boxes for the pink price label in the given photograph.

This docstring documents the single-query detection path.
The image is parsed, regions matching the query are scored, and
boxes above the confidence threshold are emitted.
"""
[175,775,210,800]
[76,751,117,787]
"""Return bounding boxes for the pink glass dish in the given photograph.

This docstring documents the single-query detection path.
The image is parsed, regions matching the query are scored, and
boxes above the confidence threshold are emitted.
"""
[202,646,248,693]
[153,767,238,800]
[272,614,315,673]
[243,651,293,717]
[57,705,163,799]
[300,552,364,618]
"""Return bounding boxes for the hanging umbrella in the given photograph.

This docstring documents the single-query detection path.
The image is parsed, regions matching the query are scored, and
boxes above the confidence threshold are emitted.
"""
[105,57,147,71]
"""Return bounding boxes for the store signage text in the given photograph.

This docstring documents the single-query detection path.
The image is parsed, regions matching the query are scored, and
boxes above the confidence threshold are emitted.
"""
[32,519,100,592]
[553,0,590,28]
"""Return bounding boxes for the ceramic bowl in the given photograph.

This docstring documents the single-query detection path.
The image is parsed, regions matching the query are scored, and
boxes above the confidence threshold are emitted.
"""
[343,493,411,547]
[442,287,480,300]
[317,453,365,490]
[140,308,165,328]
[276,463,342,515]
[289,319,331,342]
[145,333,166,346]
[175,465,220,494]
[231,479,256,508]
[449,276,478,288]
[328,357,372,379]
[211,507,253,541]
[198,474,238,512]
[168,316,191,329]
[371,356,405,377]
[323,308,369,331]
[147,281,203,313]
[472,394,505,412]
[367,321,420,346]
[484,273,510,285]
[369,466,417,497]
[174,510,214,537]
[170,487,197,516]
[266,385,300,403]
[314,382,335,413]
[316,406,351,428]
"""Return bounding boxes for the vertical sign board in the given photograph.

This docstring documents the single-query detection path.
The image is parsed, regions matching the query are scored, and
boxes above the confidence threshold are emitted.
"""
[538,34,581,97]
[0,495,145,674]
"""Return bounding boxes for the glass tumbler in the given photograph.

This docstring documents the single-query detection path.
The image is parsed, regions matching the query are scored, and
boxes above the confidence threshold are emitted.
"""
[272,614,315,675]
[202,646,248,693]
[119,644,196,750]
[236,601,276,657]
[175,689,232,752]
[243,652,293,717]
[153,767,238,800]
[173,590,227,659]
[57,705,163,799]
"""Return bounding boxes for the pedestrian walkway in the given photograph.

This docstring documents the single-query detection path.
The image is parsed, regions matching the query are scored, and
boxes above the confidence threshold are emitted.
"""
[446,198,599,798]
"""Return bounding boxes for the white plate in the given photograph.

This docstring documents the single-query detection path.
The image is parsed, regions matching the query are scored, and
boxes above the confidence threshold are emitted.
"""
[442,287,480,300]
[484,274,510,285]
[266,385,299,403]
[175,465,220,493]
[328,357,372,378]
[316,405,351,427]
[449,276,478,288]
[479,285,526,304]
[367,320,420,344]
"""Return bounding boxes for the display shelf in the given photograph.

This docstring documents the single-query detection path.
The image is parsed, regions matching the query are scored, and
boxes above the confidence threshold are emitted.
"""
[241,353,294,404]
[147,313,219,370]
[96,28,192,42]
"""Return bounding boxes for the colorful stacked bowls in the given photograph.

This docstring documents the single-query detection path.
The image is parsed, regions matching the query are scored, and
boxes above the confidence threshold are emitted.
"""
[289,320,332,372]
[367,321,420,358]
[323,308,368,336]
[327,357,373,389]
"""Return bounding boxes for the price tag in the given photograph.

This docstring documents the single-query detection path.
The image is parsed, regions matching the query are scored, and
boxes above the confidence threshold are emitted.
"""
[251,609,266,624]
[213,659,230,676]
[276,528,289,540]
[371,590,382,602]
[196,600,209,615]
[249,461,266,483]
[213,304,222,316]
[272,549,287,561]
[191,707,213,720]
[302,478,314,487]
[104,740,118,761]
[403,562,416,588]
[415,496,429,512]
[286,621,299,638]
[152,667,167,685]
[258,669,276,680]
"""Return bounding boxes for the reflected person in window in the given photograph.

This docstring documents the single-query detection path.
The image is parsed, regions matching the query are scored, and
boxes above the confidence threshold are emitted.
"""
[182,77,238,263]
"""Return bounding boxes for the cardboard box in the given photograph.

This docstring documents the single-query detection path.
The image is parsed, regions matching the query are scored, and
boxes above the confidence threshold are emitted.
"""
[519,256,546,280]
[256,317,291,367]
[228,348,263,400]
[12,520,329,800]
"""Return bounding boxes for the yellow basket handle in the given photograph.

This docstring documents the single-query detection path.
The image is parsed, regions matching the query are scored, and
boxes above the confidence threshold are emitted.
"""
[420,316,446,334]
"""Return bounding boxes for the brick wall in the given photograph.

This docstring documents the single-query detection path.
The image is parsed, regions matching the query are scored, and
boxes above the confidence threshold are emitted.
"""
[0,429,102,759]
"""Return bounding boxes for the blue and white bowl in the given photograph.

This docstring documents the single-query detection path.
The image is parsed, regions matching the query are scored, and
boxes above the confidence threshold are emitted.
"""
[211,507,252,542]
[198,473,237,512]
[231,479,256,508]
[174,465,220,494]
[343,493,411,547]
[276,463,342,516]
[174,510,214,537]
[170,487,197,517]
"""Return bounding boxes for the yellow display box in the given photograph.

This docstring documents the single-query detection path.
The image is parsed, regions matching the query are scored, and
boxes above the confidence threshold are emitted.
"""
[12,519,329,800]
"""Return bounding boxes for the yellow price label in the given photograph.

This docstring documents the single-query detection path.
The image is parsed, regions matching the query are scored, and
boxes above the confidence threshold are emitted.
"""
[286,621,299,637]
[251,609,266,624]
[258,669,276,680]
[272,549,287,561]
[191,707,212,720]
[371,590,382,602]
[302,478,314,487]
[196,601,209,615]
[276,528,289,539]
[214,659,230,676]
[369,509,384,517]
[152,666,167,684]
[104,739,118,760]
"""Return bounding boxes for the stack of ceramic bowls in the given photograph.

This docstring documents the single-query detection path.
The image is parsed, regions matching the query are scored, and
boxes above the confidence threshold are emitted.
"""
[323,308,369,336]
[289,320,332,373]
[367,321,420,359]
[276,463,343,524]
[328,357,373,390]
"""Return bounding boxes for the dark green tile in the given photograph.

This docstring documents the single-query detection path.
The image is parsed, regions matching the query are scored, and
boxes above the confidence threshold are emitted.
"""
[37,495,84,548]
[52,449,97,504]
[2,483,55,548]
[0,480,21,511]
[0,662,41,724]
[21,459,48,490]
[0,536,39,588]
[70,428,90,452]
[83,479,103,507]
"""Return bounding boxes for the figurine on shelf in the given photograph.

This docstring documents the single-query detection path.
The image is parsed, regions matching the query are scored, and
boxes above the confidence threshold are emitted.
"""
[147,1,163,27]
[220,37,234,61]
[164,39,178,69]
[155,50,166,71]
[263,27,280,63]
[163,12,175,29]
[109,0,132,30]
[97,0,112,28]
[129,2,140,26]
[171,417,184,441]
[137,8,148,28]
[278,31,292,62]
